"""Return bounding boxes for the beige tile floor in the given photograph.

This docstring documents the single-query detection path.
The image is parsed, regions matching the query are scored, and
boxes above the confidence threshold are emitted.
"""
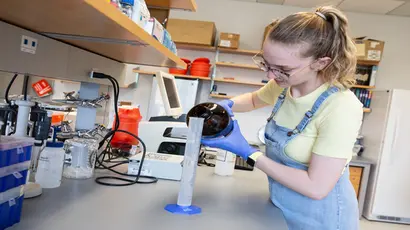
[361,219,410,229]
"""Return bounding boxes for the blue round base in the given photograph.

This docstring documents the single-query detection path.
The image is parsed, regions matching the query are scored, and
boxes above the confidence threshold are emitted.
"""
[164,204,202,215]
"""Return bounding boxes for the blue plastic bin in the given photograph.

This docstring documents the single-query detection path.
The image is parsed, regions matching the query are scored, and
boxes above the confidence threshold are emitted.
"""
[0,186,24,230]
[0,170,28,193]
[0,136,33,168]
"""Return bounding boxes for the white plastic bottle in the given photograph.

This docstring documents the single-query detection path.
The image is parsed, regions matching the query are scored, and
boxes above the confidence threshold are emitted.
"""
[214,150,236,176]
[35,141,65,188]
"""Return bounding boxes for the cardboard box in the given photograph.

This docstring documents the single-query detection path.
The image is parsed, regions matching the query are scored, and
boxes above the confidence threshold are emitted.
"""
[262,20,279,48]
[166,19,216,46]
[354,37,385,62]
[144,17,164,43]
[218,33,240,49]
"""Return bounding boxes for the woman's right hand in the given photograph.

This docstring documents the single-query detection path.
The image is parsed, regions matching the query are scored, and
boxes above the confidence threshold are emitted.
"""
[217,99,234,117]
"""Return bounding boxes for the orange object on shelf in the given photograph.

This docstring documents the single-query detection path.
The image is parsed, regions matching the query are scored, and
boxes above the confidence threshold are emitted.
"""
[169,58,191,75]
[51,113,64,126]
[111,107,142,151]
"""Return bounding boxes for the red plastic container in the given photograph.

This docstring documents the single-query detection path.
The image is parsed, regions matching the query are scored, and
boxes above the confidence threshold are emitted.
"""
[169,68,188,74]
[191,69,210,77]
[191,63,211,70]
[193,57,210,64]
[169,58,191,75]
[111,107,142,151]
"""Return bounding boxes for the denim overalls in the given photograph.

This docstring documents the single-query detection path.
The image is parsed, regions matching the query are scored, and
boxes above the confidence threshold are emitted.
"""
[264,87,359,230]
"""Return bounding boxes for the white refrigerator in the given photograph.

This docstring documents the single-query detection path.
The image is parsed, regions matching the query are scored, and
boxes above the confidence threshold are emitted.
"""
[362,89,410,224]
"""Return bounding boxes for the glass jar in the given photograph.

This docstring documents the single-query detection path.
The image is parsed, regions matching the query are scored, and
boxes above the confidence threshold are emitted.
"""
[63,138,98,179]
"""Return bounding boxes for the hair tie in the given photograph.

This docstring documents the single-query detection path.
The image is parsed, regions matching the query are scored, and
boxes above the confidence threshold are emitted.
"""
[315,12,327,20]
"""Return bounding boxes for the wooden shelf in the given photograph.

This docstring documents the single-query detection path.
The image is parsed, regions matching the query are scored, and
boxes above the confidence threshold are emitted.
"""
[145,0,197,11]
[214,78,265,87]
[216,62,262,71]
[0,0,186,68]
[133,69,211,81]
[357,60,379,66]
[175,43,217,52]
[353,85,375,89]
[363,108,371,113]
[210,94,232,99]
[218,48,259,55]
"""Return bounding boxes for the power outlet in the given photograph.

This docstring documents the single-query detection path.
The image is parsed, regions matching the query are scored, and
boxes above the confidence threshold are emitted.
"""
[21,35,38,54]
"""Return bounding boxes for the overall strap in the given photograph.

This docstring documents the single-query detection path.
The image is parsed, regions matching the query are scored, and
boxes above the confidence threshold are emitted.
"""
[267,88,288,122]
[287,86,339,137]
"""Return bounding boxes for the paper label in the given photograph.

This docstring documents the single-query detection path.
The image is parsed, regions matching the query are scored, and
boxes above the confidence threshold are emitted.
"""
[367,50,381,61]
[130,145,139,155]
[355,44,366,57]
[370,41,379,48]
[17,147,24,154]
[9,199,16,207]
[13,172,23,179]
[220,40,231,47]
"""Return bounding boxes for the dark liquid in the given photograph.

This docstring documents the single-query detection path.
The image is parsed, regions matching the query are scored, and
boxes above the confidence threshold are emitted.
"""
[186,103,231,137]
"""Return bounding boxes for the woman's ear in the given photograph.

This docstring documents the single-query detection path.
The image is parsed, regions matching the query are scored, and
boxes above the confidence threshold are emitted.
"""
[311,57,332,71]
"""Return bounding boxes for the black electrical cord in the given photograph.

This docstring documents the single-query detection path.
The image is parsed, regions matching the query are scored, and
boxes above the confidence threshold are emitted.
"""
[22,74,29,101]
[5,73,18,106]
[90,71,157,186]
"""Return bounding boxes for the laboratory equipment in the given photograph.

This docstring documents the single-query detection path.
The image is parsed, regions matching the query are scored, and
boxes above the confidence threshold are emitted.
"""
[186,102,233,138]
[214,150,236,176]
[165,117,204,215]
[128,152,183,181]
[35,137,65,188]
[155,71,183,118]
[63,138,99,179]
[111,106,142,151]
[147,77,199,120]
[362,89,410,224]
[139,121,187,154]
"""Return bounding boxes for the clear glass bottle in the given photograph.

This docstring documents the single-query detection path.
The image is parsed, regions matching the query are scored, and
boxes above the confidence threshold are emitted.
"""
[62,138,98,179]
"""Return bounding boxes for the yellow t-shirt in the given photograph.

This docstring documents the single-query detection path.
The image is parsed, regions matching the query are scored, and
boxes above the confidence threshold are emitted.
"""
[256,80,363,164]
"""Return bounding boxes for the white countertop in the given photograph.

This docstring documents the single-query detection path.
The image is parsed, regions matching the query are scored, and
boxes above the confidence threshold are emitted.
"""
[11,167,288,230]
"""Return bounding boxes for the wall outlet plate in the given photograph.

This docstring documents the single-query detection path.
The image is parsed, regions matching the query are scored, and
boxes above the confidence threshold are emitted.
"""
[21,35,38,54]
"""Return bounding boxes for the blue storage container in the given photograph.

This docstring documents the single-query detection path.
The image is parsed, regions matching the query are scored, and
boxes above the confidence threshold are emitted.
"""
[0,186,24,230]
[0,136,33,168]
[0,170,28,193]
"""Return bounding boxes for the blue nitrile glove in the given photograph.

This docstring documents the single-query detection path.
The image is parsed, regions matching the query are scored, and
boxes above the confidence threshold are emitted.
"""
[218,99,234,117]
[201,120,257,160]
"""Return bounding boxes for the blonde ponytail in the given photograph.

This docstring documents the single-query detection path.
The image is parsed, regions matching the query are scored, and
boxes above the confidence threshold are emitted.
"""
[268,6,357,89]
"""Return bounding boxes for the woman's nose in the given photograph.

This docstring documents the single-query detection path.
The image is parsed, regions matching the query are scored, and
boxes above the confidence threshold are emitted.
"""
[267,71,276,79]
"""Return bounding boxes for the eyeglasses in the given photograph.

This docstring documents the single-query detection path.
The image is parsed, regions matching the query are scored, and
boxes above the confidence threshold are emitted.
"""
[252,52,314,81]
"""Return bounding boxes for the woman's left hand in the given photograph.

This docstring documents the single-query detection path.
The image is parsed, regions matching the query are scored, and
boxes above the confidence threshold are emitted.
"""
[201,120,257,160]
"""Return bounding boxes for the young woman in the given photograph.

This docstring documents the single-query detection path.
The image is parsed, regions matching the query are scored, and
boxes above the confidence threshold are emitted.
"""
[201,6,362,230]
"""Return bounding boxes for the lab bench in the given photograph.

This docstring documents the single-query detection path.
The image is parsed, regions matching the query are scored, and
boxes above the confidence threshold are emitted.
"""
[10,167,288,230]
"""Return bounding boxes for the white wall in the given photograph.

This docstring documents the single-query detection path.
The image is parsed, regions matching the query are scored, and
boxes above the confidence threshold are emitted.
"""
[170,0,410,90]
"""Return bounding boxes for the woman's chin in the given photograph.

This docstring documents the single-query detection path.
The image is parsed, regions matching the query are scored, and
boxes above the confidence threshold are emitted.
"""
[274,79,289,87]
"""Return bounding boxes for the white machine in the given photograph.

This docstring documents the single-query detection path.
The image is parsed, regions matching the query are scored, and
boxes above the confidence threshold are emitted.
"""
[128,152,183,181]
[155,71,183,117]
[130,71,187,180]
[362,89,410,224]
[139,122,187,154]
